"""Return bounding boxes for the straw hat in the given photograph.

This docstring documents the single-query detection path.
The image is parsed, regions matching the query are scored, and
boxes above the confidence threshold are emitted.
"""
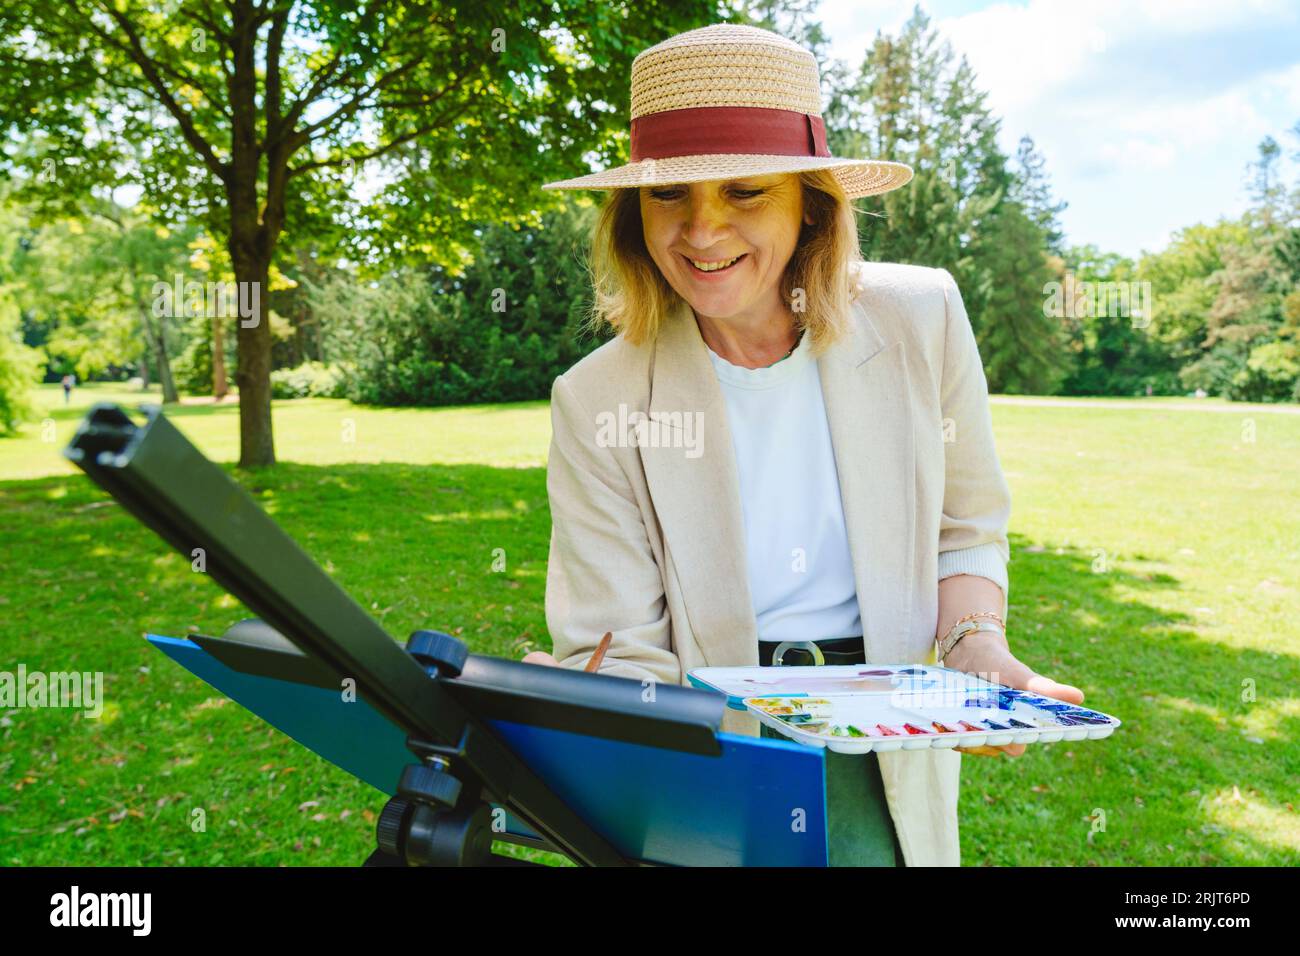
[541,23,913,199]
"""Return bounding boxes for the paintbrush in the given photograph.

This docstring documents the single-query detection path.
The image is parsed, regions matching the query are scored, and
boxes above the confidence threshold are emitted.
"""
[584,631,613,673]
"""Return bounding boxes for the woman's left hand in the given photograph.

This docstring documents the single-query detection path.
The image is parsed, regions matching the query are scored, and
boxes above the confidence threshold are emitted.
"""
[943,631,1084,758]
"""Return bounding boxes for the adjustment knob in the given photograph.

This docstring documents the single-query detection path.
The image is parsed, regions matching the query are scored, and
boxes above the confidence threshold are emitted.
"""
[398,763,463,809]
[377,797,412,857]
[406,630,468,676]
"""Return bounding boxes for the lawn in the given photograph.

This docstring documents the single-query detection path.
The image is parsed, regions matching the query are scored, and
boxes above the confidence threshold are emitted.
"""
[1,382,1296,865]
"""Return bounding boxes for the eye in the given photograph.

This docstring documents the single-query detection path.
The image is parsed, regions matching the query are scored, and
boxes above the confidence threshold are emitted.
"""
[732,189,763,199]
[649,189,682,200]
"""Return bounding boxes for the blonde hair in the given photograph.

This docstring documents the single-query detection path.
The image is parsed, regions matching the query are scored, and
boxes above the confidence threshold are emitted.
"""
[582,169,865,356]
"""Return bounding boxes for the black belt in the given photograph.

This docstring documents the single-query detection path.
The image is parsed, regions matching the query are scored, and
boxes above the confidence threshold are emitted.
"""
[759,636,865,667]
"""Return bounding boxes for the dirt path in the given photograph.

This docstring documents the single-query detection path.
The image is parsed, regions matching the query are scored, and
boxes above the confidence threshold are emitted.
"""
[989,396,1300,415]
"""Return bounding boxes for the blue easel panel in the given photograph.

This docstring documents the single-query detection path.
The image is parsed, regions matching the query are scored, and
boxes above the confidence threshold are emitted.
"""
[148,635,827,866]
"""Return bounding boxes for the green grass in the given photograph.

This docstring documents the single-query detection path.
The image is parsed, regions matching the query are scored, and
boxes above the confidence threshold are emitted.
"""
[1,382,1296,865]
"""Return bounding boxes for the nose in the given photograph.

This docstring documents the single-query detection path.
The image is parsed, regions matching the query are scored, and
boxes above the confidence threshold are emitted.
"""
[681,188,732,252]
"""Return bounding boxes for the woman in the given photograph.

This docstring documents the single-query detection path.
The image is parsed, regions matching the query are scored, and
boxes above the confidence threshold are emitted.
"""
[524,23,1084,866]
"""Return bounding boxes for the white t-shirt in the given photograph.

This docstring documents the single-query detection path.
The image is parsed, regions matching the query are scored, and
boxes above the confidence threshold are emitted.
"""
[705,326,864,643]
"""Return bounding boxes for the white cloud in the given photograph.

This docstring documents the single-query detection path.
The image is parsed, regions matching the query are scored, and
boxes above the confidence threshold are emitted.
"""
[818,0,1300,257]
[1094,138,1178,173]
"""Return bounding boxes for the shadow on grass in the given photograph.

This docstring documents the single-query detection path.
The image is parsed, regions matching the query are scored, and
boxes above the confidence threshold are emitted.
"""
[959,531,1299,865]
[0,461,554,865]
[27,397,239,426]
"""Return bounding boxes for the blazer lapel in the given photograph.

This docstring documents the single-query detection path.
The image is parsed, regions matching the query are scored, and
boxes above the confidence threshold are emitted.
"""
[641,298,760,667]
[818,295,916,663]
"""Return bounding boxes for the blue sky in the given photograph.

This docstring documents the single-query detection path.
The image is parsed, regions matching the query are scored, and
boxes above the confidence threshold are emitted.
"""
[816,0,1300,258]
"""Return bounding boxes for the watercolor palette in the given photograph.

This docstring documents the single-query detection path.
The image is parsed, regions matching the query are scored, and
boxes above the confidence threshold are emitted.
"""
[688,664,1120,754]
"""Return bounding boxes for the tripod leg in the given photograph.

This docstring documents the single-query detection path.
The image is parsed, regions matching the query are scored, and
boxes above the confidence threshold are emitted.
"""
[362,848,406,867]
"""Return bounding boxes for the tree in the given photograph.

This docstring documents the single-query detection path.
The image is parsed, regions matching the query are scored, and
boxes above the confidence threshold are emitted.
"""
[1138,219,1253,368]
[1246,135,1287,232]
[826,6,1006,277]
[1010,135,1067,256]
[824,5,1067,392]
[0,290,42,432]
[84,202,199,402]
[976,202,1069,394]
[2,0,718,465]
[311,196,603,406]
[1137,121,1300,402]
[10,214,142,383]
[1058,245,1175,396]
[8,199,198,398]
[0,202,43,431]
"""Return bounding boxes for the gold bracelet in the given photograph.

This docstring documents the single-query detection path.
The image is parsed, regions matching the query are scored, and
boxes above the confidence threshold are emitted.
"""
[938,618,1006,662]
[955,610,1005,627]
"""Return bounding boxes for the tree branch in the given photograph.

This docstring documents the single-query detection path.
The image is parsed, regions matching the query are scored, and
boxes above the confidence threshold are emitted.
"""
[175,2,232,44]
[287,42,493,179]
[294,51,424,142]
[279,46,350,133]
[276,0,395,140]
[264,5,290,138]
[87,1,230,184]
[76,7,224,109]
[288,115,446,179]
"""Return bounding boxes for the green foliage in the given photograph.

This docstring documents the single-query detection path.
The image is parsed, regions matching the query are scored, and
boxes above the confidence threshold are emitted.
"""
[270,360,347,399]
[1056,245,1179,397]
[1139,205,1299,402]
[0,293,42,432]
[1139,221,1253,367]
[1178,339,1246,397]
[974,201,1069,395]
[313,200,605,406]
[1240,340,1300,402]
[3,1,1295,410]
[172,326,215,397]
[0,198,44,431]
[172,312,236,397]
[0,186,203,400]
[1177,334,1296,405]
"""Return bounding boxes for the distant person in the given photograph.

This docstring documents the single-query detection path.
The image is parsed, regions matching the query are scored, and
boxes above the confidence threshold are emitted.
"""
[61,373,75,405]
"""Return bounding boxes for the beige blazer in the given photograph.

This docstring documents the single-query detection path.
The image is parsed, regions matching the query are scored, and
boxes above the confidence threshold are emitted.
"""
[544,261,1012,866]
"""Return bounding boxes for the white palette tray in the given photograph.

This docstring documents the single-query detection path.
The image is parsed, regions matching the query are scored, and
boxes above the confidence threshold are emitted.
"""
[688,664,1120,754]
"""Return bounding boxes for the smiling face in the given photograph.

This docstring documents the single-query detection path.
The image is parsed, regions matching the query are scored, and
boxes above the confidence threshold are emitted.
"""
[639,173,812,325]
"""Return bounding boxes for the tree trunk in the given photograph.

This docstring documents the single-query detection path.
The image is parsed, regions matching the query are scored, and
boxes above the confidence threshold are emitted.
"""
[213,313,229,399]
[226,0,285,467]
[232,255,275,467]
[154,318,179,404]
[133,298,178,403]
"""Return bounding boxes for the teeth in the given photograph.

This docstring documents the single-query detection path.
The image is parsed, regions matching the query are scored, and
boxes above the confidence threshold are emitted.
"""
[689,255,740,272]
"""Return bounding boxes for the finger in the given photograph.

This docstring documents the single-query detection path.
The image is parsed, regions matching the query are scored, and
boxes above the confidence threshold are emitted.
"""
[955,745,1003,757]
[1024,674,1085,704]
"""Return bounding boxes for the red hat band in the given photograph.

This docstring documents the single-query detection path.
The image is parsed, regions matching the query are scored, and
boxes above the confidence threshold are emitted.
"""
[629,106,831,163]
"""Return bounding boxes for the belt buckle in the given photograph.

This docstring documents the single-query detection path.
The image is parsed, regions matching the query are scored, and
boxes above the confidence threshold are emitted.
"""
[771,640,825,667]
